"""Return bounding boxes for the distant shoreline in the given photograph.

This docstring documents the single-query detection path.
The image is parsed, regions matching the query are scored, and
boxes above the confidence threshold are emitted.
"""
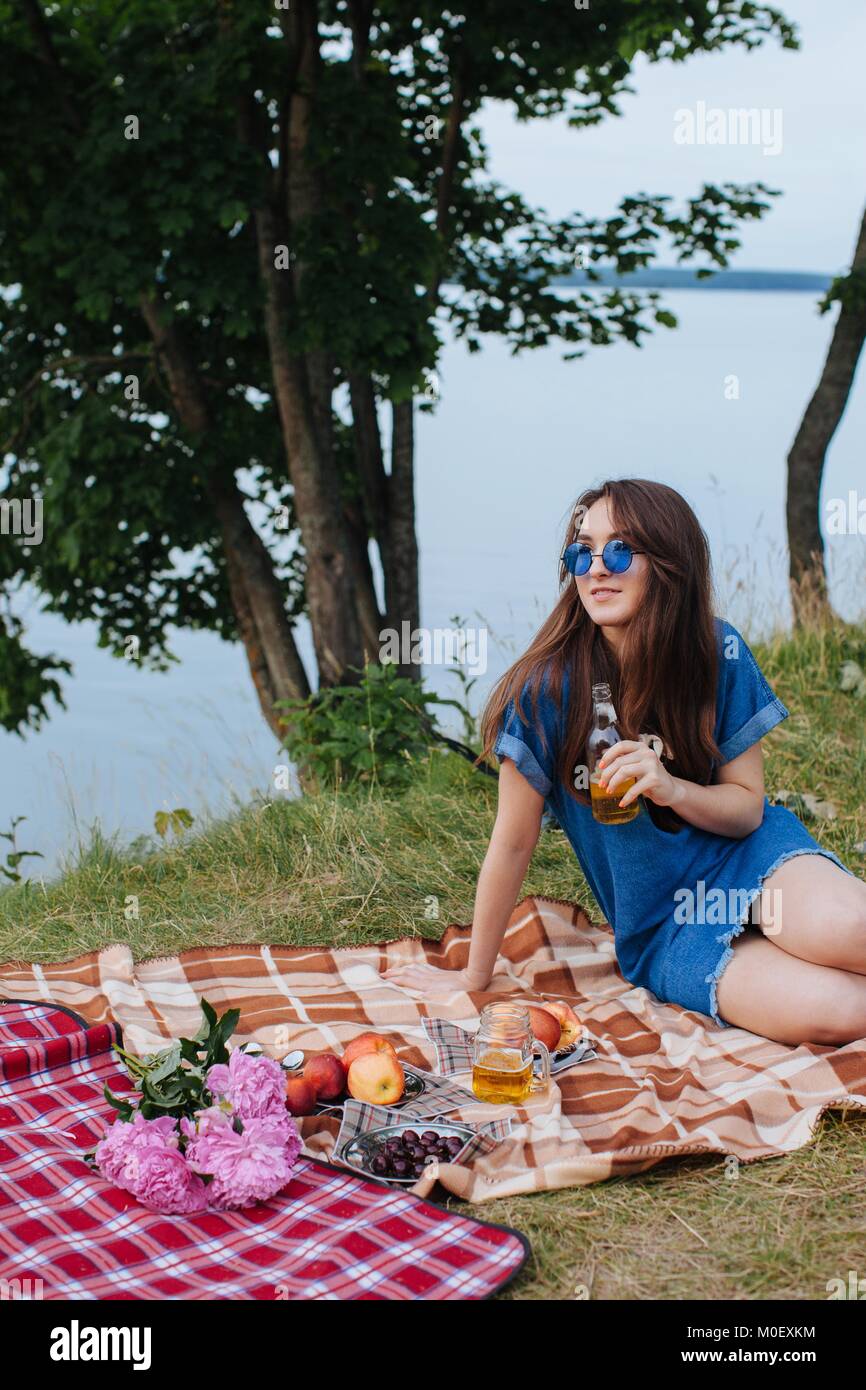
[553,268,832,292]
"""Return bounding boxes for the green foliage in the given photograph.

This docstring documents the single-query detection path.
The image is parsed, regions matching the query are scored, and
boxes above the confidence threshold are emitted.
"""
[820,266,866,316]
[104,998,241,1123]
[0,0,796,729]
[0,609,70,735]
[0,816,43,885]
[276,660,464,791]
[154,807,195,840]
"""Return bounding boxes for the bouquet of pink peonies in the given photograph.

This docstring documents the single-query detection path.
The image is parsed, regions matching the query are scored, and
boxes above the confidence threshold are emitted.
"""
[91,1001,302,1215]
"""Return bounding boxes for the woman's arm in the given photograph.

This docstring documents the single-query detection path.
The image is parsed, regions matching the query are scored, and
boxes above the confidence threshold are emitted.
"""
[382,758,543,993]
[462,759,544,985]
[600,740,765,839]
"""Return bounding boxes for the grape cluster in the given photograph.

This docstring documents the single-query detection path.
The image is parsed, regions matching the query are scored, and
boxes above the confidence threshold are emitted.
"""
[369,1128,464,1179]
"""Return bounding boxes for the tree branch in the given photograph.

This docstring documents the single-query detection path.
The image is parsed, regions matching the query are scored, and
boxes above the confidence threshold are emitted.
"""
[20,0,84,134]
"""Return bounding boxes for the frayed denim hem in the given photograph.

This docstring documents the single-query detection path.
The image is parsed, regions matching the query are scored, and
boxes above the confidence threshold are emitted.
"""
[705,845,854,1028]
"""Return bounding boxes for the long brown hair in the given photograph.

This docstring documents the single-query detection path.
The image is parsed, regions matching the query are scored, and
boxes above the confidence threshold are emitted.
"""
[477,479,722,833]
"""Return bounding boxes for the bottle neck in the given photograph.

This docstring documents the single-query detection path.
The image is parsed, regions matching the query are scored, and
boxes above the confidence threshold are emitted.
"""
[591,681,617,726]
[591,698,616,727]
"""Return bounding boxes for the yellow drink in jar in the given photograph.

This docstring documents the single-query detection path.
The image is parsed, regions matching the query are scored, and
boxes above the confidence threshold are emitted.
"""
[471,1047,533,1104]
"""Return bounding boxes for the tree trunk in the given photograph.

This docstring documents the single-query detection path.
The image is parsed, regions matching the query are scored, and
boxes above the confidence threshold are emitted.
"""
[250,196,366,685]
[348,369,391,582]
[388,398,421,680]
[228,0,372,687]
[343,4,422,680]
[286,0,382,662]
[207,472,311,733]
[340,491,385,661]
[140,291,310,735]
[786,203,866,625]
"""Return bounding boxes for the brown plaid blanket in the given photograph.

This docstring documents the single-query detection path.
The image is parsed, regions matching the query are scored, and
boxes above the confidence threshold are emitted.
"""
[3,894,866,1204]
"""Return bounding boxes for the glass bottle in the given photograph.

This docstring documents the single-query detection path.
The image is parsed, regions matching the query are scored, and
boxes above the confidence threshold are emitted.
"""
[587,681,640,824]
[470,1001,551,1104]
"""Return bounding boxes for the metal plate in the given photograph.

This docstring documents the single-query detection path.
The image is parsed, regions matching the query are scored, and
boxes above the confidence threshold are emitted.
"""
[337,1118,477,1185]
[314,1064,427,1113]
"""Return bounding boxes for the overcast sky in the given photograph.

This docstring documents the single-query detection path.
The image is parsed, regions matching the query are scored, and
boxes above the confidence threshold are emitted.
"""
[479,0,865,273]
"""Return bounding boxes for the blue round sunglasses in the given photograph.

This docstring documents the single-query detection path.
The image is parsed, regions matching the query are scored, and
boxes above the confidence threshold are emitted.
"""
[561,538,647,577]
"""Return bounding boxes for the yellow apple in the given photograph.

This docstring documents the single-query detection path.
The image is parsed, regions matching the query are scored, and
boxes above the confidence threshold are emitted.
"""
[347,1051,405,1105]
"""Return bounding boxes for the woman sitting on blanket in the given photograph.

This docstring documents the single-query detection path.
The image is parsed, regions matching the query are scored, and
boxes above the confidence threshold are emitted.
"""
[384,478,866,1046]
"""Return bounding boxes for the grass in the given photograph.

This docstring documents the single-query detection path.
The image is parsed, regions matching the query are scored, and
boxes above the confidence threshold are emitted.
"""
[2,616,866,1299]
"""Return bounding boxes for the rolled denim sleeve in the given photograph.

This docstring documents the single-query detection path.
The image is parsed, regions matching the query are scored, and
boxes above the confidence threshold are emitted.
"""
[493,679,556,796]
[714,620,789,764]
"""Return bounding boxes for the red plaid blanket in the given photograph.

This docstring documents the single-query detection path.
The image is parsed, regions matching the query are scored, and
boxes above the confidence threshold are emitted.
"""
[0,1003,528,1300]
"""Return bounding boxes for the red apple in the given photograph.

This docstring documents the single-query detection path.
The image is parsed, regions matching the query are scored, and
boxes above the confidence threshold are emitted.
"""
[526,1005,562,1053]
[285,1076,318,1116]
[303,1053,347,1101]
[543,1001,582,1048]
[347,1051,405,1105]
[342,1032,399,1071]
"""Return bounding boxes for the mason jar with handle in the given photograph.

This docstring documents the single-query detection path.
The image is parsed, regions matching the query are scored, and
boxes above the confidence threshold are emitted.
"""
[470,1001,551,1104]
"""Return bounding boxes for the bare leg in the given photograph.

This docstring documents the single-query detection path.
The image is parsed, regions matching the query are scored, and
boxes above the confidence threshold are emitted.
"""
[749,855,866,971]
[715,928,866,1045]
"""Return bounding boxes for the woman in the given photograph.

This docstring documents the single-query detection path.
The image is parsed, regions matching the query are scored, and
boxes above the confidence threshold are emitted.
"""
[383,478,866,1046]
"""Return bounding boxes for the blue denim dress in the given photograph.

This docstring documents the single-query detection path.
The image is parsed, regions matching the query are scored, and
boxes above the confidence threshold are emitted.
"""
[493,618,855,1027]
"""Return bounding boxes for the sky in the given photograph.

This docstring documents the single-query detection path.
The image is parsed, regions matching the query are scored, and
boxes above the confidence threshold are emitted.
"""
[478,0,866,273]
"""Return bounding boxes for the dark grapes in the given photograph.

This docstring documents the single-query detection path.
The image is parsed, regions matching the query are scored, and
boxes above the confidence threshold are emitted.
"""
[367,1128,466,1180]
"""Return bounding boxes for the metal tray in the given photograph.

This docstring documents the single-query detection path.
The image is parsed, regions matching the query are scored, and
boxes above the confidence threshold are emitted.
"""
[337,1118,477,1185]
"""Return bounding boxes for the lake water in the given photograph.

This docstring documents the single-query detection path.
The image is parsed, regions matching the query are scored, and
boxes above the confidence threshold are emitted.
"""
[2,290,864,878]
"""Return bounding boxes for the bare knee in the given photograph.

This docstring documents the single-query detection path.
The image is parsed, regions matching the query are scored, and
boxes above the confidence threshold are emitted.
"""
[809,980,866,1045]
[824,894,866,963]
[837,892,866,938]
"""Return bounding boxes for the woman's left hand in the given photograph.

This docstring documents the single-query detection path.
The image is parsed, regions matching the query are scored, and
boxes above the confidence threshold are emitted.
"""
[597,740,681,810]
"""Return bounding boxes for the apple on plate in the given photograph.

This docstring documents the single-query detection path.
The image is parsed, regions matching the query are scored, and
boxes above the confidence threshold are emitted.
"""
[342,1032,399,1071]
[303,1053,347,1101]
[347,1050,405,1105]
[526,1005,562,1053]
[542,1000,582,1049]
[285,1076,318,1116]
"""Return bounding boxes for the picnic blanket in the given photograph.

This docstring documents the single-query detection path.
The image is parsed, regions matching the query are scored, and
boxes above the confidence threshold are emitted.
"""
[2,893,866,1205]
[0,1001,529,1299]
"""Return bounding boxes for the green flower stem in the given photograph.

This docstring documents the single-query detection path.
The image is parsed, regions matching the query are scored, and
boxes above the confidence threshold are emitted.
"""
[112,1044,154,1080]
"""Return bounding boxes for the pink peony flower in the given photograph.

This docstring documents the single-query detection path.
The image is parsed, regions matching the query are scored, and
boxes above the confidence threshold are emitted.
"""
[204,1063,231,1098]
[205,1048,287,1121]
[95,1112,178,1186]
[186,1113,302,1210]
[95,1041,301,1214]
[124,1144,209,1215]
[180,1104,232,1141]
[95,1113,208,1214]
